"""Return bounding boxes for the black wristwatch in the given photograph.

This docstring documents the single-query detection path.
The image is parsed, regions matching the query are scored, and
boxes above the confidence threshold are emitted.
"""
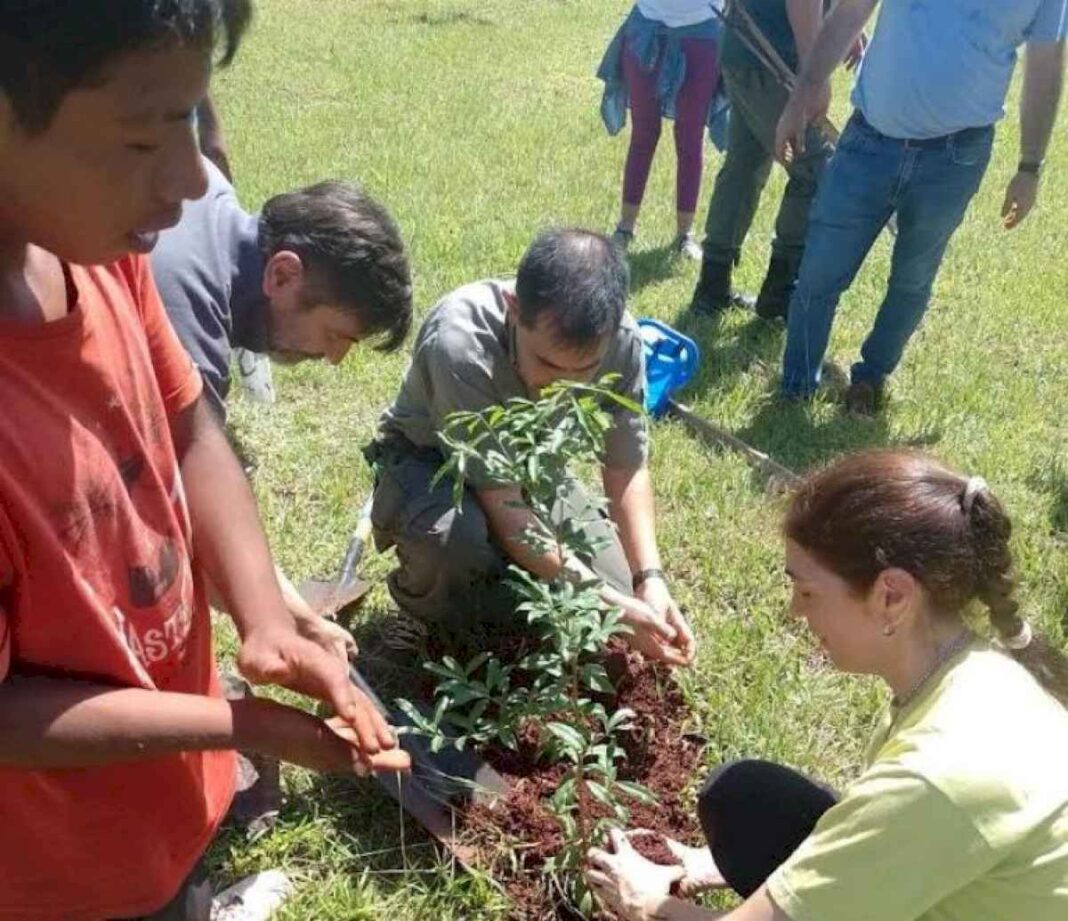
[632,568,666,591]
[1018,159,1043,176]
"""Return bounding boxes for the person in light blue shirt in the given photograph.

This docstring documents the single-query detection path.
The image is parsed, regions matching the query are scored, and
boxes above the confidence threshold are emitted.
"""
[774,0,1066,414]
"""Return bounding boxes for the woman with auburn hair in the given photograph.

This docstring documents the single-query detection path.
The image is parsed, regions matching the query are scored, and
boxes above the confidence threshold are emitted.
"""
[587,450,1068,921]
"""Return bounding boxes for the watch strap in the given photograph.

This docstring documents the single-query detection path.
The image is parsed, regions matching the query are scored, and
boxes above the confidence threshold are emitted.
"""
[632,568,666,591]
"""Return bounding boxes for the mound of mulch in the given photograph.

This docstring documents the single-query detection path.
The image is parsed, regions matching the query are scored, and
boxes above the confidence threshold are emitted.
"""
[456,644,706,919]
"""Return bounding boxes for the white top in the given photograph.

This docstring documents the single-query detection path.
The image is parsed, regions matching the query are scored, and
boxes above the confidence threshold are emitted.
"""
[636,0,720,28]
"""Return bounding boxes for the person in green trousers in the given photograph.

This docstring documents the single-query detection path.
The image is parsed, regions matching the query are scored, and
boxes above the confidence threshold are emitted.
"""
[690,0,860,319]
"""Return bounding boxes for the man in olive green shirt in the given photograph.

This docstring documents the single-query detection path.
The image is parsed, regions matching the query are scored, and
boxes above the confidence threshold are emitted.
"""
[367,229,695,667]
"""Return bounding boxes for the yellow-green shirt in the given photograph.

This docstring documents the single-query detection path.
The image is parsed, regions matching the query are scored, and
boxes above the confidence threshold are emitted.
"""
[768,641,1068,920]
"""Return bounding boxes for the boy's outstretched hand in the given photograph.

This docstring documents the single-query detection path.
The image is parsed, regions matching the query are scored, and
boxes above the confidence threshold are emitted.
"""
[237,699,411,777]
[236,623,398,765]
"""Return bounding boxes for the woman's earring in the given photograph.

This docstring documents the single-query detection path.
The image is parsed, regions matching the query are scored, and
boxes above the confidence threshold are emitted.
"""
[882,624,895,637]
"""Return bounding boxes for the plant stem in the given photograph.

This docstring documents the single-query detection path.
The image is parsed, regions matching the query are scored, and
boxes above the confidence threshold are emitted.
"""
[569,651,591,856]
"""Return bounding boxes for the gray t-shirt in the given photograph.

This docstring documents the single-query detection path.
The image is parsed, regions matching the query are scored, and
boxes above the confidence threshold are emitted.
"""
[150,158,268,418]
[377,279,648,481]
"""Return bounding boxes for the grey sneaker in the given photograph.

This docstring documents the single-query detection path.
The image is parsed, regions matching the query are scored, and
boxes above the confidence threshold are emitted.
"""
[234,349,275,405]
[211,870,292,921]
[672,233,702,260]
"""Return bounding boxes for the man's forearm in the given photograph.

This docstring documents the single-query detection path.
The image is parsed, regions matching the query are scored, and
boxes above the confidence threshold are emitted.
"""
[476,484,565,581]
[1020,42,1065,163]
[173,398,291,638]
[603,464,660,575]
[797,0,877,88]
[208,563,316,621]
[0,675,248,768]
[786,0,824,65]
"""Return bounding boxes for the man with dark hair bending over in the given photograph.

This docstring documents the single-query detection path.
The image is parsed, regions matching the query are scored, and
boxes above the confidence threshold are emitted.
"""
[366,229,696,667]
[151,158,413,420]
[150,160,413,655]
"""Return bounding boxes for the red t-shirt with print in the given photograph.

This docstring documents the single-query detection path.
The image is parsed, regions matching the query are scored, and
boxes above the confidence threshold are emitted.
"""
[0,255,235,920]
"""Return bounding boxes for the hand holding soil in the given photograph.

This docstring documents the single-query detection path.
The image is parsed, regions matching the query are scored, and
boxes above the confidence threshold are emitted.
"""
[635,580,697,666]
[626,831,726,898]
[609,588,692,667]
[587,828,682,920]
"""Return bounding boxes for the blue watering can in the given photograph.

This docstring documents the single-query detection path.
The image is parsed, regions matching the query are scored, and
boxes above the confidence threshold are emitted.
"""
[638,318,701,418]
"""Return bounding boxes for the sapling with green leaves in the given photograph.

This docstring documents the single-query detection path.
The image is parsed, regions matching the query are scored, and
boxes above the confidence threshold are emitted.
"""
[395,378,658,909]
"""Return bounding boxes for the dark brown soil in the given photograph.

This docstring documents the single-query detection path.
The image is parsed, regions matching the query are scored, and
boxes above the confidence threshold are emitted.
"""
[628,830,681,867]
[457,643,704,919]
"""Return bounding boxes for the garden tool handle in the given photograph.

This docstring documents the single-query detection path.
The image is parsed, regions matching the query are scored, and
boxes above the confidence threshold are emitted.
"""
[338,495,374,587]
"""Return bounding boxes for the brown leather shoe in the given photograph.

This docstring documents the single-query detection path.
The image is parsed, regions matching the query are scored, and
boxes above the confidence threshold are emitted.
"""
[844,379,885,417]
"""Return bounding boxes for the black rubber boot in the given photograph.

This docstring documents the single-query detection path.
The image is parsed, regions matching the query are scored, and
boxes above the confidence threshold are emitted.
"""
[691,258,754,315]
[755,253,799,321]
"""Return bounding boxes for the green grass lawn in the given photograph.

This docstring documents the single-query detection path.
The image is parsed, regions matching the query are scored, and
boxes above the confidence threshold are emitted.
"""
[212,1,1068,916]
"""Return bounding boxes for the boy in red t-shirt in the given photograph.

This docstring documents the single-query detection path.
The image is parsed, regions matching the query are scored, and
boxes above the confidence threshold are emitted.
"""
[0,4,408,919]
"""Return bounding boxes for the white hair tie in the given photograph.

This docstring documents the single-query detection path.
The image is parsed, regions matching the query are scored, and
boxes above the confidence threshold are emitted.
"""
[961,476,988,515]
[1002,620,1033,651]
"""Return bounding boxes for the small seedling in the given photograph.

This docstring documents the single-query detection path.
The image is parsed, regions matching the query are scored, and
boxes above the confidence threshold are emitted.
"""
[396,378,657,911]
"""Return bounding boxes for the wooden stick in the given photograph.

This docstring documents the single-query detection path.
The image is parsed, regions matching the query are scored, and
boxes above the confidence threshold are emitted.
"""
[711,0,840,143]
[666,400,802,488]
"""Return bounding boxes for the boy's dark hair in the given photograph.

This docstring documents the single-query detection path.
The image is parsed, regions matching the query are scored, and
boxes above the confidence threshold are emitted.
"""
[0,1,252,133]
[515,228,629,350]
[259,181,413,353]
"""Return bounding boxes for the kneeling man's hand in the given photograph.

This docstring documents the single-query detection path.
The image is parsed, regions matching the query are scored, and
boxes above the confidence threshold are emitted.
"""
[608,586,696,667]
[636,578,697,666]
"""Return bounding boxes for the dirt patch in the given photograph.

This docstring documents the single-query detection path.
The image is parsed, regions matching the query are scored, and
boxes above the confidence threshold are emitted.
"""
[628,830,680,867]
[455,644,705,919]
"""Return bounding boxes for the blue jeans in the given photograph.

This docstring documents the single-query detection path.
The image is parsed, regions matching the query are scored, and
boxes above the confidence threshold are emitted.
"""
[781,111,994,397]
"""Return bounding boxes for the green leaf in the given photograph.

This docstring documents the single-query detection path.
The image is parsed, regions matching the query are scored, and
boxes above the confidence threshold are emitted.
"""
[546,721,587,756]
[616,780,658,806]
[586,780,615,807]
[394,698,434,735]
[464,651,491,676]
[551,776,576,811]
[580,663,615,694]
[432,694,452,724]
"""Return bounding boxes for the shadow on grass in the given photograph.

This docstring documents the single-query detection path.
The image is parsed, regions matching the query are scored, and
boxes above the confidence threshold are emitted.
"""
[1027,458,1068,537]
[396,9,497,27]
[202,770,440,890]
[736,394,943,476]
[629,244,683,293]
[669,307,784,401]
[654,305,944,479]
[306,771,442,865]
